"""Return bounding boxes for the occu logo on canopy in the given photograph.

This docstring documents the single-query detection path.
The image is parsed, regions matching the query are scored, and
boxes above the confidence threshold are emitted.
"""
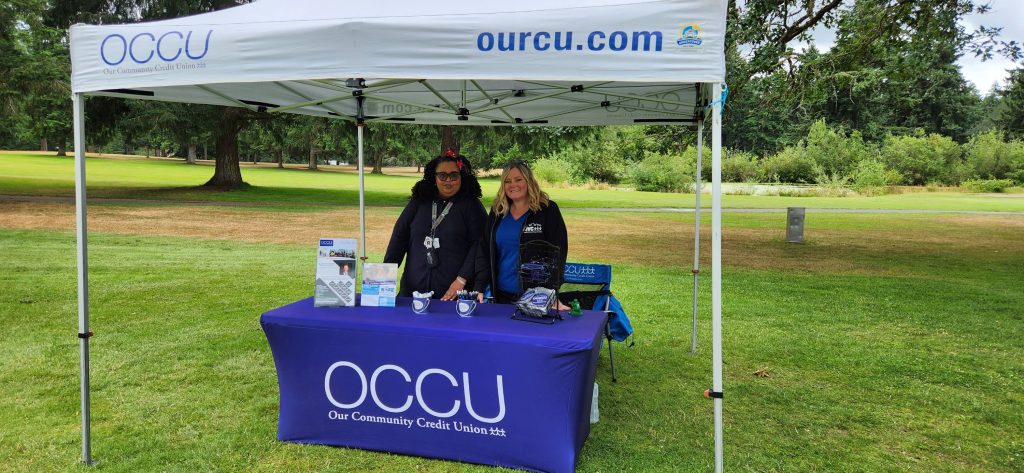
[100,30,213,66]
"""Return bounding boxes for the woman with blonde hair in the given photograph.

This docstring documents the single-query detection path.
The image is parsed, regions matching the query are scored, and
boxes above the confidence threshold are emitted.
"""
[474,161,567,304]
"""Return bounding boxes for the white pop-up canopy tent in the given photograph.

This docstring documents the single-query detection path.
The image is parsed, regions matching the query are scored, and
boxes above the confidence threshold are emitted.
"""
[69,0,728,470]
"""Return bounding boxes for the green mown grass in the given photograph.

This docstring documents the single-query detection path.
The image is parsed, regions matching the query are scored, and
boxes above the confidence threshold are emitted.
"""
[2,209,1022,472]
[3,152,1024,211]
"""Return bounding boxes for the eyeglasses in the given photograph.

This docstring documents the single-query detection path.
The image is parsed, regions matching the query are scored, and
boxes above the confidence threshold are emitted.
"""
[436,172,462,182]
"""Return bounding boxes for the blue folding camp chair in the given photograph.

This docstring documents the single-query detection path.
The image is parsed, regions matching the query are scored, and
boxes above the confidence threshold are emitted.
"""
[558,262,634,382]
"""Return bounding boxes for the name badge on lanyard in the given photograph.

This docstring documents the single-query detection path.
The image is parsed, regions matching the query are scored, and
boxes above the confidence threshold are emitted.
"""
[425,201,452,268]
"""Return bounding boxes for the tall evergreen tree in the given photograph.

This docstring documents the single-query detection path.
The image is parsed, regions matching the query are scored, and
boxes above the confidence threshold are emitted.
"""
[997,68,1024,140]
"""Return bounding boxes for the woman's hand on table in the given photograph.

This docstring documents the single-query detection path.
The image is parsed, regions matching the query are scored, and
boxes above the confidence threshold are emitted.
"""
[441,277,466,301]
[476,293,485,303]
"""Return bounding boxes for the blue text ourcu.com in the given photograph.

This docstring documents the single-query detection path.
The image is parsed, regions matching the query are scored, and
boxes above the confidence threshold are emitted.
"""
[477,30,663,53]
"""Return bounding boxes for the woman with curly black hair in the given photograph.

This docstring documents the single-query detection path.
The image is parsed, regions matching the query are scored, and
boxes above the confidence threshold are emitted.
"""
[384,151,486,300]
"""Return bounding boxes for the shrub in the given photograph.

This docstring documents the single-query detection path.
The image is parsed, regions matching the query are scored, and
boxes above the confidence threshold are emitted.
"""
[687,144,712,181]
[721,149,760,183]
[803,119,877,179]
[548,126,652,185]
[531,157,571,185]
[774,187,854,197]
[852,159,902,190]
[963,179,1015,193]
[760,146,817,184]
[776,188,818,197]
[547,145,625,185]
[881,131,963,185]
[813,163,851,189]
[606,126,653,163]
[1014,141,1024,185]
[945,161,976,186]
[1011,169,1024,185]
[966,131,1024,182]
[491,144,532,169]
[629,153,695,192]
[1007,141,1024,184]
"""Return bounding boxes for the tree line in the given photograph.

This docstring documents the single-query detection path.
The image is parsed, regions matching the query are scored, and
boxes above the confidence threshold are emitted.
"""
[1,1,1022,190]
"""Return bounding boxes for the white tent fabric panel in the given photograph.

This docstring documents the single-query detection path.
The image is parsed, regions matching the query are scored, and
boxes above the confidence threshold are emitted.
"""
[70,0,729,123]
[70,0,726,93]
[88,79,705,125]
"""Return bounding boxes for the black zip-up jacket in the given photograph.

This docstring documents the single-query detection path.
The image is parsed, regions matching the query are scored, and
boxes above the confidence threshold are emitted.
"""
[384,192,486,297]
[473,201,568,294]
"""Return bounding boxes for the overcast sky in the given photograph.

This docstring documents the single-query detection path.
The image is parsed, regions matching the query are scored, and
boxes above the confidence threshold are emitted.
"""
[956,0,1022,93]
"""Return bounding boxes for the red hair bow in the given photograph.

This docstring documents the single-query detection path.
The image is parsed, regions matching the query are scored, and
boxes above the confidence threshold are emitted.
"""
[444,149,464,169]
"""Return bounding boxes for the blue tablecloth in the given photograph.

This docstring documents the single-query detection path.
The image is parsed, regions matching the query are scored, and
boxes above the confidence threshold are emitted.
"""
[260,296,606,473]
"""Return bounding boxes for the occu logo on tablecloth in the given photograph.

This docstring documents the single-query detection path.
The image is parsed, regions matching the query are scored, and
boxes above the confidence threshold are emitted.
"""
[324,361,507,423]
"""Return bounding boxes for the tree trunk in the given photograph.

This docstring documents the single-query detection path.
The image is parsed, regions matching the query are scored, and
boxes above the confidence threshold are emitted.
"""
[308,140,318,170]
[372,152,384,174]
[203,143,208,160]
[276,150,284,169]
[204,107,245,188]
[440,126,460,155]
[40,138,48,152]
[186,142,197,164]
[370,126,386,174]
[56,139,67,157]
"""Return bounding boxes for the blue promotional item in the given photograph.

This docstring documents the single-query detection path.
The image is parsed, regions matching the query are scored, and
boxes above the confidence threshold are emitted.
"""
[411,291,433,314]
[261,296,605,473]
[455,299,477,317]
[513,286,559,322]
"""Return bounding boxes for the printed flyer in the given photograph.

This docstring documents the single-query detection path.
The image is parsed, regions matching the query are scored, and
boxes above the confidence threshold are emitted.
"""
[314,238,357,307]
[361,263,398,307]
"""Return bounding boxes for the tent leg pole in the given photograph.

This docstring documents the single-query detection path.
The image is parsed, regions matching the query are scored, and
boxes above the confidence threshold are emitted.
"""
[73,92,94,466]
[357,122,366,270]
[711,83,724,473]
[692,120,703,355]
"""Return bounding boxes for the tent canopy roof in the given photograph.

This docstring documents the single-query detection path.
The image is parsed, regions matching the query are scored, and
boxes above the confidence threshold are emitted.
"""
[70,0,725,125]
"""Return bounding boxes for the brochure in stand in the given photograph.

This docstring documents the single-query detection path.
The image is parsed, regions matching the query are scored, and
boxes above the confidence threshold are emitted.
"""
[314,238,357,307]
[361,263,398,307]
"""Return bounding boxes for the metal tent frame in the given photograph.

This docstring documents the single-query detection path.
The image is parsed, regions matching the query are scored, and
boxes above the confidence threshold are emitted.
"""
[69,1,727,470]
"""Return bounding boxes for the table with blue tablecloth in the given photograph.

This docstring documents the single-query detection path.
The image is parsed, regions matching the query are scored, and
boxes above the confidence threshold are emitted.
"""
[260,296,606,473]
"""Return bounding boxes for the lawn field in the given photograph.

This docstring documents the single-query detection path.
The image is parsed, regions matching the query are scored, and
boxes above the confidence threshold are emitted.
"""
[3,152,1024,212]
[1,188,1022,472]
